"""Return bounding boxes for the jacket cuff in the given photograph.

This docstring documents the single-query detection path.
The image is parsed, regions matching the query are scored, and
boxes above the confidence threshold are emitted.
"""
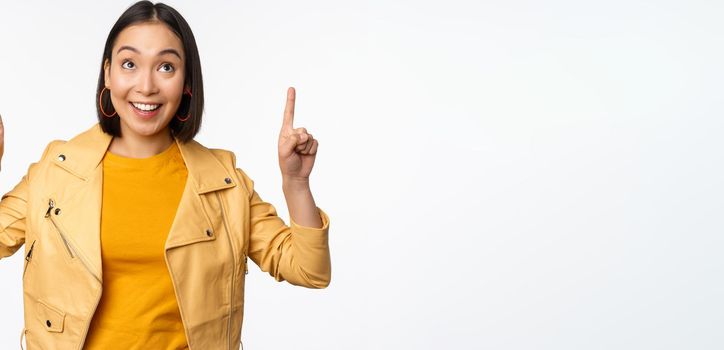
[290,207,330,236]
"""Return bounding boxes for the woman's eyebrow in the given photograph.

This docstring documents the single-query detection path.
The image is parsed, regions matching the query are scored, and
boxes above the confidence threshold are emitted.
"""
[116,45,182,60]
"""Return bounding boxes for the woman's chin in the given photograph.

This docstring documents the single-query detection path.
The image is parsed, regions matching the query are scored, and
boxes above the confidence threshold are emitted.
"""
[119,116,171,138]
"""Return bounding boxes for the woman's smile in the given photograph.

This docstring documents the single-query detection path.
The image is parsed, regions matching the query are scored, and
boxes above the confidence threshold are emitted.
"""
[129,101,163,119]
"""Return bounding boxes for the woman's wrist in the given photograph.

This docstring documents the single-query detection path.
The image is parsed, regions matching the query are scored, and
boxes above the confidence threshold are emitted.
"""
[282,176,311,192]
[282,176,322,228]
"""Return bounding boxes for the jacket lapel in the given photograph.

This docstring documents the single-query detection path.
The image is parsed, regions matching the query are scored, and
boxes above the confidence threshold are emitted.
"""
[46,123,237,281]
[166,137,237,249]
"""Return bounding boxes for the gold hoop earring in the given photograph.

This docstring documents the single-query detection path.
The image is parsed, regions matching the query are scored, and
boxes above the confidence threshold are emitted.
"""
[176,87,193,122]
[99,87,117,117]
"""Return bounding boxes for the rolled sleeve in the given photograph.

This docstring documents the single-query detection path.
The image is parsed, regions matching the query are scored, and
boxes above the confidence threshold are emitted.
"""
[237,167,331,289]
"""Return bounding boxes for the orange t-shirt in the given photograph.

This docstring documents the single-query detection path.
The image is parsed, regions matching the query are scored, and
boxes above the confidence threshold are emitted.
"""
[84,142,188,349]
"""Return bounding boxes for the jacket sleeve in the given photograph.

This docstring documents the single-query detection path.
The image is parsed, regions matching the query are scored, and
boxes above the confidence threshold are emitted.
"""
[0,174,29,258]
[0,141,56,259]
[235,167,331,289]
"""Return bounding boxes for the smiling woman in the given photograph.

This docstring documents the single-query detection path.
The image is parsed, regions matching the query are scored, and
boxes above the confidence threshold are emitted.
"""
[102,23,188,158]
[96,2,203,158]
[0,1,331,349]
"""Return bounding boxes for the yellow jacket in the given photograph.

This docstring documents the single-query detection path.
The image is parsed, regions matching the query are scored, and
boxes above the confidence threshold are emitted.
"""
[0,123,331,349]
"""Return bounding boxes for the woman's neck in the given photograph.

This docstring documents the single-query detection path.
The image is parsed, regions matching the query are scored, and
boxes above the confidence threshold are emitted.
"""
[108,129,175,159]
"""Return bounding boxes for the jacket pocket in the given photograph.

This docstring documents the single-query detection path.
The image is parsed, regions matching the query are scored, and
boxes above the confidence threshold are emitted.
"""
[36,300,65,333]
[22,240,36,279]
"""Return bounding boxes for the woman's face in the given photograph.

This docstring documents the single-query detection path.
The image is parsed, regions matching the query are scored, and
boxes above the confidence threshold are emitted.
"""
[104,22,186,140]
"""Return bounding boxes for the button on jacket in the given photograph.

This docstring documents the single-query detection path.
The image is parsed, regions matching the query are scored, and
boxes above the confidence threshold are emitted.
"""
[0,123,332,349]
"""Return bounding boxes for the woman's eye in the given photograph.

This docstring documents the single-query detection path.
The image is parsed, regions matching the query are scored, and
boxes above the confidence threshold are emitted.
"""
[159,63,175,73]
[121,60,134,69]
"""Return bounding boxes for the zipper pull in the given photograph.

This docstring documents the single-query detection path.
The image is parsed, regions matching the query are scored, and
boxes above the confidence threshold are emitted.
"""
[45,199,55,218]
[25,241,35,262]
[244,254,248,275]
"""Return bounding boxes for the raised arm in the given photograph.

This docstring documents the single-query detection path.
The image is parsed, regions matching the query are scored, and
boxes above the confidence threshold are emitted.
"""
[277,87,323,228]
[241,87,331,288]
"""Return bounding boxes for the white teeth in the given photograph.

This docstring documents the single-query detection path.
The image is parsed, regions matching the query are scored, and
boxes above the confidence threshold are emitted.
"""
[132,102,160,111]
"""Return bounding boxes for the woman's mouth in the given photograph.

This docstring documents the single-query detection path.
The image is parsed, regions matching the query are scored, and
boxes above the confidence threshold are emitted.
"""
[130,102,162,118]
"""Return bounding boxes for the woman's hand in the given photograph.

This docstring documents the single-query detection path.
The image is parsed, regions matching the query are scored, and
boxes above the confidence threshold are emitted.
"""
[277,88,323,228]
[278,87,318,182]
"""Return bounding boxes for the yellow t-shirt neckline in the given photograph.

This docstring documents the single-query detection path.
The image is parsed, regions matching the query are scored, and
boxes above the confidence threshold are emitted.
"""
[103,141,180,168]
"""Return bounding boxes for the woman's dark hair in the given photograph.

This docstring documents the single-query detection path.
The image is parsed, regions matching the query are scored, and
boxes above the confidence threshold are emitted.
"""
[96,0,203,142]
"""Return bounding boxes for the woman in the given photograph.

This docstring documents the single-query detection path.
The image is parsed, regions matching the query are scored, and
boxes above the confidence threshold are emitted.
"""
[0,1,331,349]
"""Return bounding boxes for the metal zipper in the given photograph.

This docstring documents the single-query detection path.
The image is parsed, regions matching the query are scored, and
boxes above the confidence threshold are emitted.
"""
[23,240,36,278]
[44,198,103,350]
[45,199,74,259]
[216,191,236,350]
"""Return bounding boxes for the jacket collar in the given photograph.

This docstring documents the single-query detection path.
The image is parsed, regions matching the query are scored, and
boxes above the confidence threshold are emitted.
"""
[50,123,236,193]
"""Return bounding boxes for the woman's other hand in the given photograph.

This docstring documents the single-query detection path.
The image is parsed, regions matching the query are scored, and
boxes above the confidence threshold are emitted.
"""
[278,87,318,182]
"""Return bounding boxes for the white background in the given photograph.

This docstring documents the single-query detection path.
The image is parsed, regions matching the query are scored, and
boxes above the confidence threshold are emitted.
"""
[1,0,723,349]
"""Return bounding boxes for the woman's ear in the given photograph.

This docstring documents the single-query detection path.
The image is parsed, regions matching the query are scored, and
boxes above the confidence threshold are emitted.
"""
[103,59,111,89]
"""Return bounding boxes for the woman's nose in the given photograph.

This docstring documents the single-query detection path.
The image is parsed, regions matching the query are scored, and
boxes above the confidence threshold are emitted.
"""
[136,70,159,95]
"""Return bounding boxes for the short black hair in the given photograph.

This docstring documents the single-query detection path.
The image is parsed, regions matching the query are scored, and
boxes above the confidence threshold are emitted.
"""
[96,0,204,142]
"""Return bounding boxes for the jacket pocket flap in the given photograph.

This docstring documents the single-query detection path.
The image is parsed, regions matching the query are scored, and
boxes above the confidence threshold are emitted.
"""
[36,300,65,333]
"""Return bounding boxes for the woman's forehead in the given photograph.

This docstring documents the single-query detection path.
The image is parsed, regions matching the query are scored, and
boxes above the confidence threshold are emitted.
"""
[113,22,184,58]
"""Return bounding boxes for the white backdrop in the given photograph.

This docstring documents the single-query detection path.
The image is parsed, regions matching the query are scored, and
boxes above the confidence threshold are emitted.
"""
[1,0,722,349]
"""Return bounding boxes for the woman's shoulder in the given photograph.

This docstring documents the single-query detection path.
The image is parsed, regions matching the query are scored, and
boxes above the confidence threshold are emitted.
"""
[201,144,252,182]
[190,140,254,195]
[182,138,238,168]
[37,139,67,162]
[35,123,106,163]
[205,146,237,166]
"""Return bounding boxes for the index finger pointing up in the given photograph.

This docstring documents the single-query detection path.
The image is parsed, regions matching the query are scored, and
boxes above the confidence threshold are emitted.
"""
[282,87,296,130]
